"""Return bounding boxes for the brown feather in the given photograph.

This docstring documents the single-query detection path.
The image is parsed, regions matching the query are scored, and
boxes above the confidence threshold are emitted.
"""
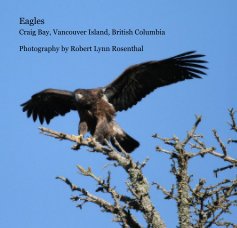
[21,89,76,124]
[104,51,207,111]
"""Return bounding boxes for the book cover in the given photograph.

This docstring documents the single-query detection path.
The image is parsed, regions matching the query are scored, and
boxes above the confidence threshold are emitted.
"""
[1,1,236,227]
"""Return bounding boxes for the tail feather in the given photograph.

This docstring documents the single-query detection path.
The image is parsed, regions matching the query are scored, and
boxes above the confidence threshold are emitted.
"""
[111,132,139,153]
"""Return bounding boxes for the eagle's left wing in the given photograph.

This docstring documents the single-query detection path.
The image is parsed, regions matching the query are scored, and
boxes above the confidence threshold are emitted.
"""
[21,89,76,124]
[104,51,207,112]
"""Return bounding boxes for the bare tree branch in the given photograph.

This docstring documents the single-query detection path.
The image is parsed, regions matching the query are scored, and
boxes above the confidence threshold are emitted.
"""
[40,127,166,228]
[56,176,141,228]
[213,129,228,156]
[39,108,237,227]
[229,108,237,132]
[182,115,202,146]
[153,110,237,227]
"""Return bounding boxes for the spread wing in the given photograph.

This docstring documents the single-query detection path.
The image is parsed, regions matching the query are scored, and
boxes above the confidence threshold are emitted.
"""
[104,51,207,112]
[21,89,76,124]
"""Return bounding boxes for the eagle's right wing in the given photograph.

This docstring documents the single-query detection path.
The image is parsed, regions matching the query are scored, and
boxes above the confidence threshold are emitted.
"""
[104,51,207,112]
[21,89,76,124]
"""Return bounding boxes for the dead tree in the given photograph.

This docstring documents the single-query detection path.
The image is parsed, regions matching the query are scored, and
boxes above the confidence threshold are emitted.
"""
[40,109,237,228]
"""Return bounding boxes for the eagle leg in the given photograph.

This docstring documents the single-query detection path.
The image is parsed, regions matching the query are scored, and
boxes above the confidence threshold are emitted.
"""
[79,120,88,136]
[71,120,90,150]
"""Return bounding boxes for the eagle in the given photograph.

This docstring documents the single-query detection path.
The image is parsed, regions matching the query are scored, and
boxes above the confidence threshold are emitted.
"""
[21,51,207,152]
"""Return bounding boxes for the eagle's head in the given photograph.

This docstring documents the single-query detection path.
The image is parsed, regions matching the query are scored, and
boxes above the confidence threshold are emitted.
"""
[74,89,98,107]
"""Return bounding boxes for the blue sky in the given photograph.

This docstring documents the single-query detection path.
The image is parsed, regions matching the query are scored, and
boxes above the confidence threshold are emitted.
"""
[1,1,237,227]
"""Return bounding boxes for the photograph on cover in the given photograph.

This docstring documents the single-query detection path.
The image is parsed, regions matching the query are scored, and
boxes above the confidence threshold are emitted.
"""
[1,1,237,227]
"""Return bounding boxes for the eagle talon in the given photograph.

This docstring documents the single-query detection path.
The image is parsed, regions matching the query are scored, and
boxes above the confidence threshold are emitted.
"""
[75,134,84,143]
[71,143,81,150]
[86,137,94,143]
[71,134,83,150]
